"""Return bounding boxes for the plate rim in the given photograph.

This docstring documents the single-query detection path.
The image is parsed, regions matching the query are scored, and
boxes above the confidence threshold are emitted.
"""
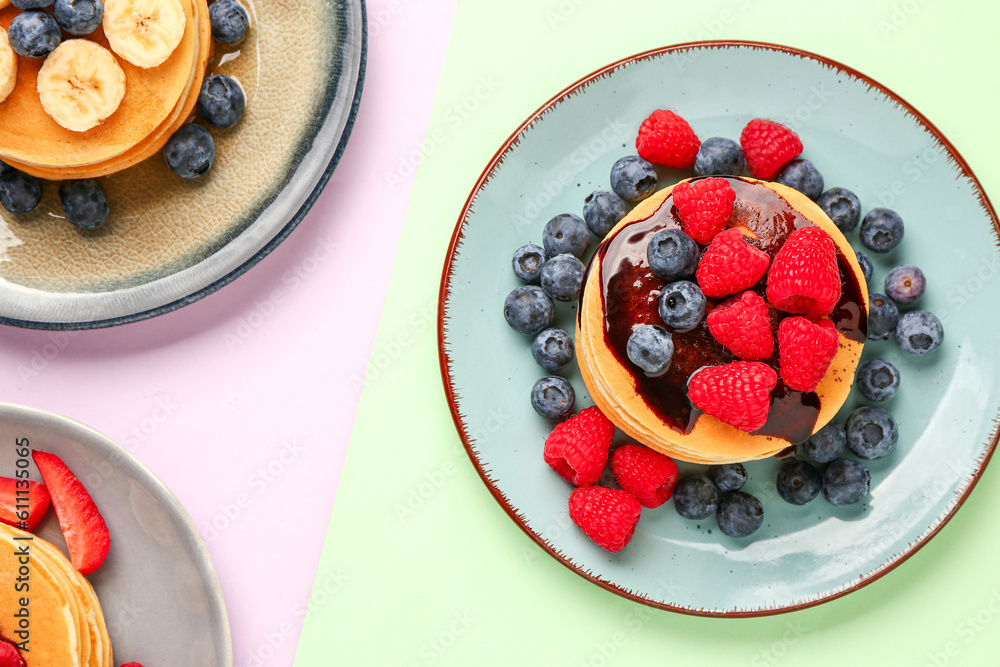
[436,39,1000,617]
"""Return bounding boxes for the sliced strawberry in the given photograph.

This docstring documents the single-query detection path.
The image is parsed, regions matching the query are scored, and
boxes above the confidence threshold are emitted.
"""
[0,477,50,531]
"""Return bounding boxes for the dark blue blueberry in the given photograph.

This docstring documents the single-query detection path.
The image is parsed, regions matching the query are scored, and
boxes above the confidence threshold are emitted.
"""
[716,492,764,538]
[816,187,862,232]
[531,328,574,372]
[775,159,824,200]
[8,11,61,58]
[0,170,43,214]
[209,0,250,44]
[626,324,674,374]
[582,189,627,237]
[776,460,822,505]
[197,75,246,129]
[846,406,898,460]
[856,359,900,403]
[860,208,904,253]
[164,125,215,178]
[53,0,103,35]
[855,249,873,285]
[512,244,546,284]
[867,293,899,341]
[710,463,747,493]
[542,213,589,258]
[647,228,699,280]
[503,286,554,335]
[884,264,926,305]
[11,0,54,8]
[894,310,944,356]
[673,474,718,520]
[0,161,11,177]
[693,137,746,177]
[801,421,846,464]
[540,253,585,302]
[58,179,108,229]
[610,155,657,202]
[657,280,706,332]
[530,376,575,420]
[822,459,870,507]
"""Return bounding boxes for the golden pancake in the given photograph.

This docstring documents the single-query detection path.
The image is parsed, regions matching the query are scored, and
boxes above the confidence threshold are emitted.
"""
[577,178,868,464]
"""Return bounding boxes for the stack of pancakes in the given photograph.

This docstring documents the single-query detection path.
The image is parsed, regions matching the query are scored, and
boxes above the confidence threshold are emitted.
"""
[0,0,211,180]
[577,178,868,464]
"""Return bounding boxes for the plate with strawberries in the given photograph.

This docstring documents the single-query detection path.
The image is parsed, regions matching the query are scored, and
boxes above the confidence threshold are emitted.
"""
[0,402,231,665]
[439,41,1000,615]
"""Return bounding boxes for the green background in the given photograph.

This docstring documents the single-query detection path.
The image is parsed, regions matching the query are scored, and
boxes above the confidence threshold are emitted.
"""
[296,1,1000,664]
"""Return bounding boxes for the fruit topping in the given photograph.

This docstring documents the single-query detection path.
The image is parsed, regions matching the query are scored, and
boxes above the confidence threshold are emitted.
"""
[687,361,778,432]
[884,264,926,305]
[635,109,700,169]
[894,310,944,356]
[511,244,546,284]
[197,74,247,129]
[540,253,585,302]
[531,376,575,421]
[672,176,735,244]
[0,169,42,214]
[822,459,870,507]
[855,249,873,284]
[647,228,699,280]
[739,118,803,179]
[503,285,554,335]
[531,327,574,373]
[766,226,841,317]
[610,155,657,202]
[777,316,838,392]
[705,291,773,361]
[610,444,678,509]
[800,421,846,464]
[103,0,186,69]
[8,10,61,58]
[542,212,589,258]
[709,463,747,493]
[0,477,50,531]
[845,406,898,460]
[208,0,249,44]
[774,158,824,199]
[856,358,900,402]
[59,179,110,229]
[543,406,615,486]
[568,486,641,553]
[582,189,627,238]
[0,640,24,667]
[626,324,674,374]
[657,279,706,332]
[859,207,904,253]
[716,491,763,537]
[54,0,104,36]
[776,460,822,505]
[672,474,718,520]
[38,39,126,132]
[164,124,216,178]
[696,228,770,298]
[867,293,899,341]
[0,27,15,103]
[692,136,746,177]
[816,187,862,232]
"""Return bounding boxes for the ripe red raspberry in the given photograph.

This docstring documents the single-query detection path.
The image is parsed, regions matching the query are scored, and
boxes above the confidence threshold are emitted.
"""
[568,486,642,552]
[766,226,842,317]
[778,316,839,392]
[696,228,770,298]
[706,291,774,360]
[688,361,778,432]
[636,109,700,168]
[610,444,678,508]
[672,177,736,244]
[739,119,803,179]
[0,642,23,667]
[543,406,616,486]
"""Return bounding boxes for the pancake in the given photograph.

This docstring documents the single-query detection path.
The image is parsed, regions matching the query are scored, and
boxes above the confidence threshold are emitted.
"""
[577,177,868,464]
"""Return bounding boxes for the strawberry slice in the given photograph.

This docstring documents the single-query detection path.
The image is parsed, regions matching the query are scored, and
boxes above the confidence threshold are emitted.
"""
[31,450,110,575]
[0,477,50,531]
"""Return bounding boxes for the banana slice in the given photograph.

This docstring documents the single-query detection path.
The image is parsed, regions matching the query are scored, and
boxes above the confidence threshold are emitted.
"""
[0,27,15,104]
[103,0,187,69]
[37,40,127,132]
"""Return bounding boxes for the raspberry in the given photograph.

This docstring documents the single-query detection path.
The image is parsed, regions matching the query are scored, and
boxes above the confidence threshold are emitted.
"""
[610,444,679,508]
[543,406,616,486]
[688,361,778,432]
[568,486,642,552]
[766,226,842,317]
[672,177,735,244]
[739,119,803,179]
[777,316,839,392]
[706,291,774,360]
[0,642,22,667]
[696,228,770,298]
[636,110,700,168]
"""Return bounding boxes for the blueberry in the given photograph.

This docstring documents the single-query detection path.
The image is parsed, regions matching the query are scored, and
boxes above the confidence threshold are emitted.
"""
[816,187,862,232]
[540,254,585,302]
[776,460,822,505]
[884,264,926,305]
[626,324,674,374]
[0,170,43,214]
[775,159,824,200]
[860,208,904,253]
[512,244,546,284]
[822,459,870,507]
[530,376,575,420]
[163,125,215,178]
[610,155,657,202]
[657,280,706,332]
[583,189,627,237]
[531,328,575,372]
[894,310,944,356]
[856,359,900,402]
[693,137,746,177]
[716,492,764,538]
[801,421,847,464]
[503,286,554,335]
[647,228,699,280]
[867,293,899,341]
[710,463,747,493]
[53,0,103,35]
[209,0,250,44]
[845,406,898,460]
[197,74,246,129]
[542,213,589,259]
[58,179,108,229]
[673,474,718,520]
[0,161,11,177]
[11,0,54,8]
[8,10,61,58]
[855,249,873,285]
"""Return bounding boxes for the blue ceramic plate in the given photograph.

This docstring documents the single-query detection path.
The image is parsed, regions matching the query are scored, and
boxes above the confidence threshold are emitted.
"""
[439,41,999,616]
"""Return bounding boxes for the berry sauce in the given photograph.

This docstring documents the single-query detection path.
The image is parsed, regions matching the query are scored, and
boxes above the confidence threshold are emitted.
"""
[596,177,866,443]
